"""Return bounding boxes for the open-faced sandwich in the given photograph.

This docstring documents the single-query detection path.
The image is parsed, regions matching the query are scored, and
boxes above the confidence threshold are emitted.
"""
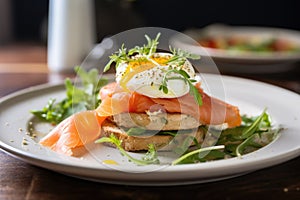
[35,33,278,164]
[96,37,241,151]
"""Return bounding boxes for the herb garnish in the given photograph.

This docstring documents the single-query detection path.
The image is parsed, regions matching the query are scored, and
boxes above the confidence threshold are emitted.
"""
[167,46,200,66]
[159,69,202,106]
[95,134,160,166]
[103,44,129,72]
[103,33,202,105]
[103,33,161,72]
[31,66,107,124]
[128,33,161,59]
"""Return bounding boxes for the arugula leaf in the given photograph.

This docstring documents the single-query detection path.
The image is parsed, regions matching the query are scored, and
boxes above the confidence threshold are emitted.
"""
[173,150,226,164]
[31,67,107,124]
[240,108,268,139]
[172,145,225,165]
[235,128,280,157]
[234,110,280,157]
[172,109,280,164]
[213,110,279,158]
[93,108,279,166]
[95,134,160,165]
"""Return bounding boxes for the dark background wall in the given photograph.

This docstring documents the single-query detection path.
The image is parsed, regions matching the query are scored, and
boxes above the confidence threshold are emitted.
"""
[10,0,48,42]
[8,0,300,43]
[136,0,300,31]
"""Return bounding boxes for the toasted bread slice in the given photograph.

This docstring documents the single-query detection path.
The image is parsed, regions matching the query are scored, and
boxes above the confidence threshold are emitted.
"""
[101,119,204,151]
[111,112,201,131]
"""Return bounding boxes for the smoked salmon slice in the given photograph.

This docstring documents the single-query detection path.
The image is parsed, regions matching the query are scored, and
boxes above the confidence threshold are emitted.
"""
[96,82,242,128]
[39,81,241,156]
[39,110,106,156]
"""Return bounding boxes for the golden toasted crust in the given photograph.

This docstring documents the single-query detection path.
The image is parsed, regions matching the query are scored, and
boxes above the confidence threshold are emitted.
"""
[101,119,204,151]
[111,113,201,131]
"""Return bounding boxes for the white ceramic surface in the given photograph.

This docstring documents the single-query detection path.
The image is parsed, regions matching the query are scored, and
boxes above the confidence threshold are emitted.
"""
[0,74,300,185]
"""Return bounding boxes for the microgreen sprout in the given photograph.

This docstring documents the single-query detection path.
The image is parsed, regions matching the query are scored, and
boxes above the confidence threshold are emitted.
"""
[96,134,160,166]
[159,69,202,106]
[167,46,200,66]
[104,33,161,72]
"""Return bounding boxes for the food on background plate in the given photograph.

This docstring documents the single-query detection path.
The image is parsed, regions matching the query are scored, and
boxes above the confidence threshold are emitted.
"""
[198,36,300,53]
[32,33,280,165]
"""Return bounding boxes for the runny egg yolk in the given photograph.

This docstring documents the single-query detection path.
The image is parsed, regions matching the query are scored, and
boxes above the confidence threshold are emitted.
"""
[119,55,171,91]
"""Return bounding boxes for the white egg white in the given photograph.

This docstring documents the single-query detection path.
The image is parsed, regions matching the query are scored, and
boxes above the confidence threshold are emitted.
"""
[116,52,197,98]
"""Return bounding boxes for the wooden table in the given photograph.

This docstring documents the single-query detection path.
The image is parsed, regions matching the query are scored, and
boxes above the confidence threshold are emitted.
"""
[0,59,300,199]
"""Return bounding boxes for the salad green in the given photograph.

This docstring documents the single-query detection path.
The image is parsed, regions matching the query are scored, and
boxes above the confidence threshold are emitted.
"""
[31,66,107,124]
[97,109,281,165]
[30,34,281,166]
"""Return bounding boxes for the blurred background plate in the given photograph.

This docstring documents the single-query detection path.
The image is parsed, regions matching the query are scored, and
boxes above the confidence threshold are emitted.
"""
[172,24,300,73]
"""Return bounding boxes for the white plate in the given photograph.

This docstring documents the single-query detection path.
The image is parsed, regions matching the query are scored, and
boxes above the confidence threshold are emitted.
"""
[0,74,300,186]
[172,24,300,73]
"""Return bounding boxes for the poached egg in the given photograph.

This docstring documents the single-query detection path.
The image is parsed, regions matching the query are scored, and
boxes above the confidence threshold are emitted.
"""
[115,52,197,98]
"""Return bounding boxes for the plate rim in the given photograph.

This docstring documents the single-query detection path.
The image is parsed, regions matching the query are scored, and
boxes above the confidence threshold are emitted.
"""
[1,74,300,185]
